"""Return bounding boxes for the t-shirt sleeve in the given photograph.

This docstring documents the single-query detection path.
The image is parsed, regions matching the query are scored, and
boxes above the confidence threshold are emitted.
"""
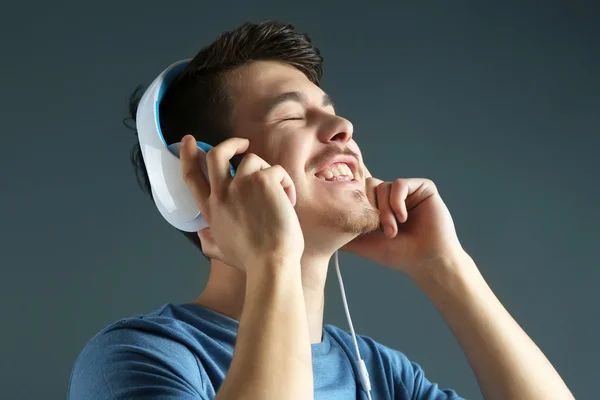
[399,359,463,400]
[376,342,464,399]
[68,326,208,400]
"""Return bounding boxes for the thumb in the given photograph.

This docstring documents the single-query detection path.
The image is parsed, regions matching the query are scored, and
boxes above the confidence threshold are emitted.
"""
[197,228,225,261]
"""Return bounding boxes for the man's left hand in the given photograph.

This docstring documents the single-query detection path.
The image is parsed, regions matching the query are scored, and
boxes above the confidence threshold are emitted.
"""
[341,173,464,277]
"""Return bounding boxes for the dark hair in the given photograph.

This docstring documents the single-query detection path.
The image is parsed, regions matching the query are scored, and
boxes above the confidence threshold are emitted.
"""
[124,21,324,257]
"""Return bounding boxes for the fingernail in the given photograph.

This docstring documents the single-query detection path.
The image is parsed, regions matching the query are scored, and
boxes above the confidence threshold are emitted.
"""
[384,224,394,237]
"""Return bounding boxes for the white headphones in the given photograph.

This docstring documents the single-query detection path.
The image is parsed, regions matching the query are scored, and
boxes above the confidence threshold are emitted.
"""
[135,59,372,400]
[135,59,235,232]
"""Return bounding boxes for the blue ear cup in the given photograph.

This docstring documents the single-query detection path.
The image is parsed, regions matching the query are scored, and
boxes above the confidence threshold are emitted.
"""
[195,141,237,178]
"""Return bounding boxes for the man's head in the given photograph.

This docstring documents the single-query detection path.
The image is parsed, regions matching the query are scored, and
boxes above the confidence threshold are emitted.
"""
[129,21,380,256]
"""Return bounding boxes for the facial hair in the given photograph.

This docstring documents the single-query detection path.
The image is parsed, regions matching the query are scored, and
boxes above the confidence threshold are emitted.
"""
[325,188,381,235]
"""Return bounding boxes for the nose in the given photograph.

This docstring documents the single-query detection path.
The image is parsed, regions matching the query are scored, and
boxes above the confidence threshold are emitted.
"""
[318,114,354,144]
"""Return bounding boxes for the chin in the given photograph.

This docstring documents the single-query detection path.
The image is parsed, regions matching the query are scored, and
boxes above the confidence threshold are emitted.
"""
[301,206,380,254]
[340,189,380,234]
[337,205,381,235]
[303,189,381,236]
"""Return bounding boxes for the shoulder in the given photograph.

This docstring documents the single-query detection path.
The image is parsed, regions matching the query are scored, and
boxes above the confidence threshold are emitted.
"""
[73,304,201,367]
[74,312,201,366]
[324,325,462,399]
[68,305,206,399]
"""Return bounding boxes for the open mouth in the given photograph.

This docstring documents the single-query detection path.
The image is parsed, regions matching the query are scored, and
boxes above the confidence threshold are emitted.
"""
[315,162,356,182]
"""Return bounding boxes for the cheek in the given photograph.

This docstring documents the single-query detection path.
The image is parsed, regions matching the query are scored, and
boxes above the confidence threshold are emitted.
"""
[286,163,314,204]
[273,146,310,178]
[289,167,311,193]
[255,134,312,188]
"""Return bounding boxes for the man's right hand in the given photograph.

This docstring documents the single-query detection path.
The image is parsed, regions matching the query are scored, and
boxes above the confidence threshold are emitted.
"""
[180,135,304,271]
[181,135,314,400]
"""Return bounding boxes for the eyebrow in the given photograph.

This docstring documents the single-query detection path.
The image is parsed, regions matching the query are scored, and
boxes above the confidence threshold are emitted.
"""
[263,91,335,117]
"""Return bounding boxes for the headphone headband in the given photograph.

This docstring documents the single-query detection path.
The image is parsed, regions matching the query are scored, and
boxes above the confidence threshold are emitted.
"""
[136,59,211,232]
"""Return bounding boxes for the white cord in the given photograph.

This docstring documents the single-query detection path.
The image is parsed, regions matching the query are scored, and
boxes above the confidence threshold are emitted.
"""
[334,251,372,399]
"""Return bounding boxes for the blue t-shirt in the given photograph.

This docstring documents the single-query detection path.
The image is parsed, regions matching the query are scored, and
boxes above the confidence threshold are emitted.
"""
[68,303,461,399]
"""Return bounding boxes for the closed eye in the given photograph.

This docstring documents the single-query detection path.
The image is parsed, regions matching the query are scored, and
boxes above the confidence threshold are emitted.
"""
[284,117,304,121]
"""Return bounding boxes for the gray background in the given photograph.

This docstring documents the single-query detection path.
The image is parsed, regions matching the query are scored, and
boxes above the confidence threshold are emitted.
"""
[1,1,598,399]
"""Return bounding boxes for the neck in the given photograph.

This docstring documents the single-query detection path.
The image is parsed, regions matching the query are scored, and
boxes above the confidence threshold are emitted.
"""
[192,251,333,344]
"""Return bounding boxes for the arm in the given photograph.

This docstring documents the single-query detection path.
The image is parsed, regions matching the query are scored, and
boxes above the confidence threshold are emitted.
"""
[178,138,312,399]
[412,250,575,400]
[215,259,313,400]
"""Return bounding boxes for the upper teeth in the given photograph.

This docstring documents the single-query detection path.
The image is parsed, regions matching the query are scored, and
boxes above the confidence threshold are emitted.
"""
[316,163,354,181]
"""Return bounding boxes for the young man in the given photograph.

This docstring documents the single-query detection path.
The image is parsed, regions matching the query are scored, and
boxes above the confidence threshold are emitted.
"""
[68,21,574,399]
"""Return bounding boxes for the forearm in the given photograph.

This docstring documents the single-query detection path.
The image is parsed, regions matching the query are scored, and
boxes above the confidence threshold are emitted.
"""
[216,259,313,400]
[413,251,574,400]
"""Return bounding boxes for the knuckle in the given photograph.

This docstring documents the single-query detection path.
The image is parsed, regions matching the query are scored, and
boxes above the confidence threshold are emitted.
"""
[244,152,258,161]
[209,188,224,202]
[253,171,271,185]
[390,199,403,213]
[182,169,197,184]
[376,182,388,194]
[206,147,222,163]
[241,153,259,167]
[272,165,289,180]
[365,178,379,190]
[205,151,216,165]
[271,164,284,174]
[424,178,436,189]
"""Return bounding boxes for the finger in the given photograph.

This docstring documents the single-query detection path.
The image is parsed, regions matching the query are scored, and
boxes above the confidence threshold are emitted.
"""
[376,183,397,237]
[197,228,225,261]
[364,177,382,209]
[258,165,297,207]
[402,178,437,211]
[390,178,409,223]
[206,137,250,194]
[363,163,373,179]
[235,153,271,177]
[180,135,211,210]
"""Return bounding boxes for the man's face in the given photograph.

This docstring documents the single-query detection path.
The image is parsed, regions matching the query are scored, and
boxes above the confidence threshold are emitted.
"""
[227,61,380,247]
